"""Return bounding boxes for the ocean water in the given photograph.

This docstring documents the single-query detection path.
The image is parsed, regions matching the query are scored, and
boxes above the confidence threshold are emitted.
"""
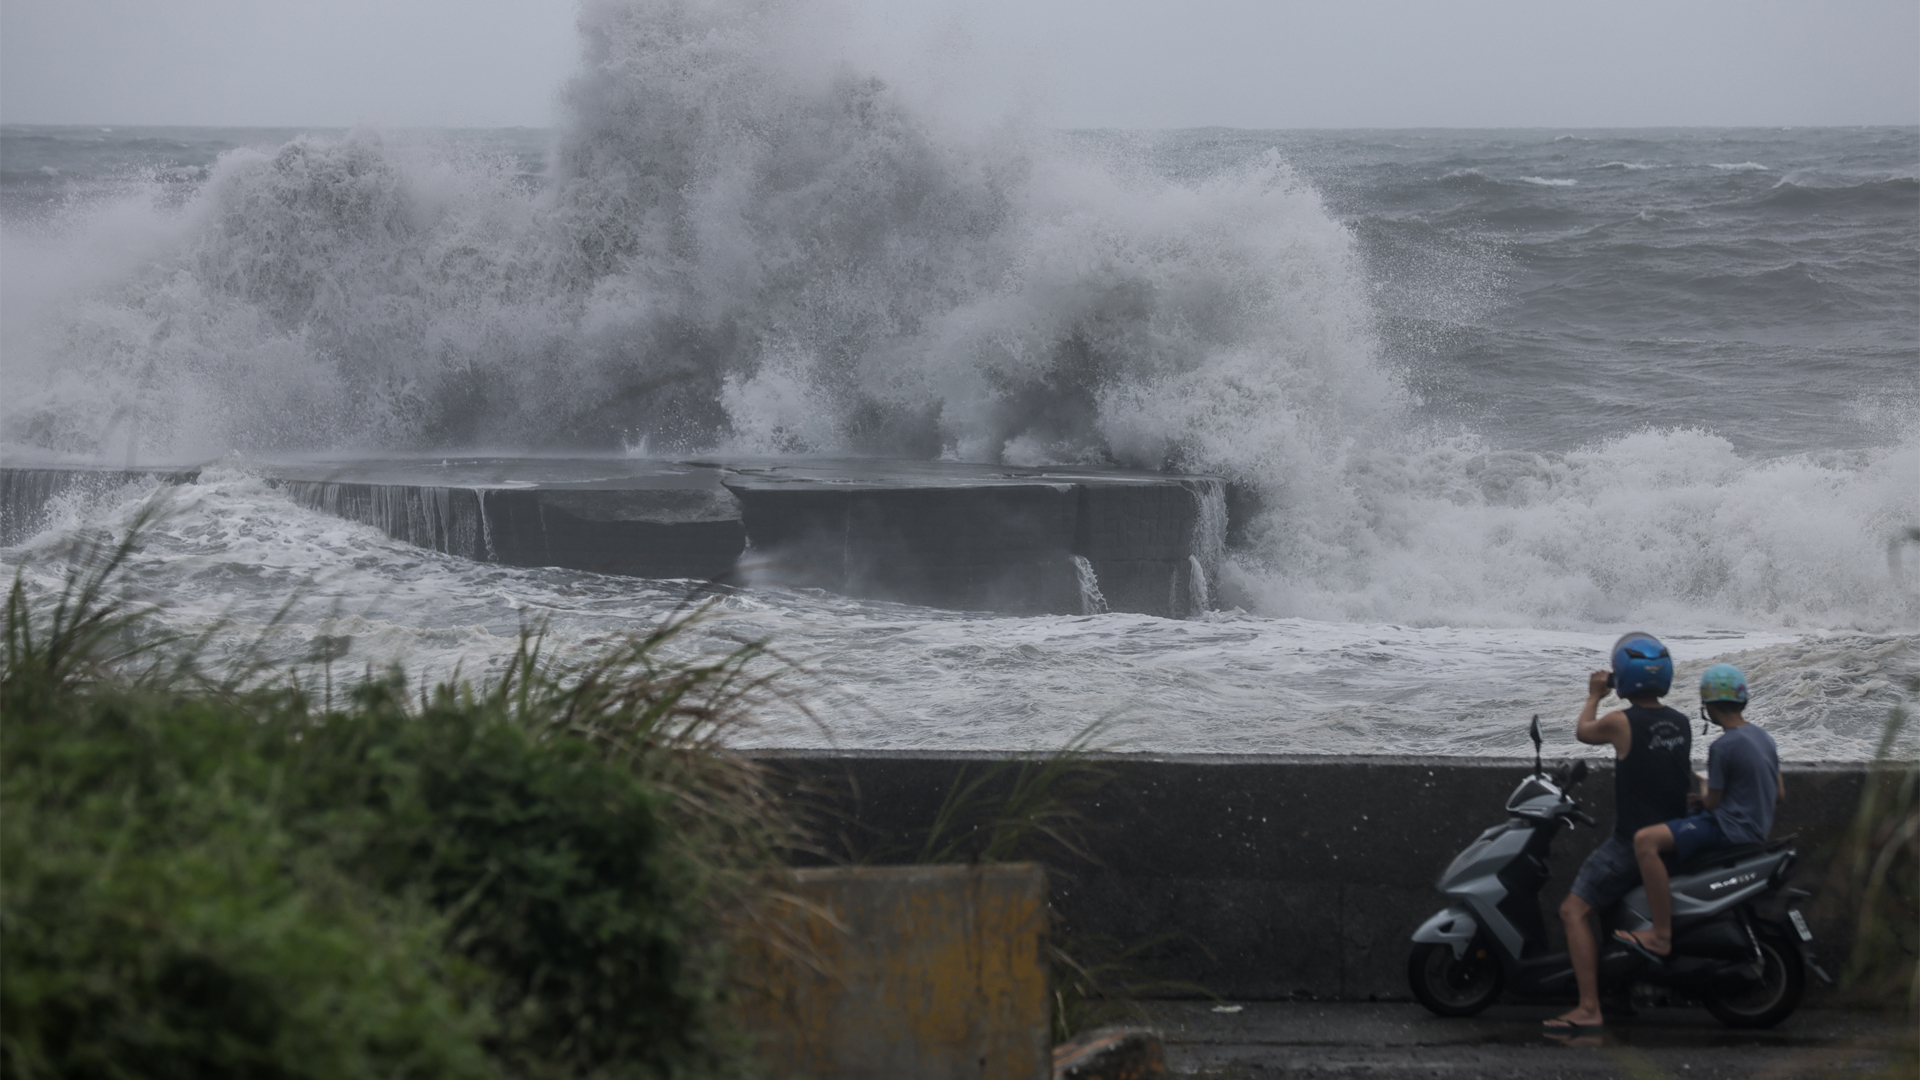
[2,0,1915,760]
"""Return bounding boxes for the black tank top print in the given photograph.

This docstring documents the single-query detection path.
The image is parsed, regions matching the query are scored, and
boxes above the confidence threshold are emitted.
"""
[1614,704,1693,841]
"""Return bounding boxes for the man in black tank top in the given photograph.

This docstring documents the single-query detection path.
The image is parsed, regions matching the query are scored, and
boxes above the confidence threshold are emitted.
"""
[1545,633,1691,1033]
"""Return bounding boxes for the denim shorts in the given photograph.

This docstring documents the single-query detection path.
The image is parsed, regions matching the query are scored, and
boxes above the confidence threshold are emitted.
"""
[1665,812,1728,863]
[1571,835,1641,910]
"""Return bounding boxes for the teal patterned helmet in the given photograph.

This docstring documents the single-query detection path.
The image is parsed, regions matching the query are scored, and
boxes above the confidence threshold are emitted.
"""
[1699,663,1749,705]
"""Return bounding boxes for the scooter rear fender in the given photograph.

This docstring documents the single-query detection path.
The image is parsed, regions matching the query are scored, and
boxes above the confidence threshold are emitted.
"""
[1412,905,1480,959]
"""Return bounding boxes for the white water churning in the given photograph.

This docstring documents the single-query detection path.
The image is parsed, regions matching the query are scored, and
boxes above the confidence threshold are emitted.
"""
[1072,555,1110,617]
[1186,480,1227,616]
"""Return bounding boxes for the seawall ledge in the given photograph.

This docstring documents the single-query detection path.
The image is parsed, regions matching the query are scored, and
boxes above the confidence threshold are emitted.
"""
[753,751,1888,1001]
[0,456,1229,618]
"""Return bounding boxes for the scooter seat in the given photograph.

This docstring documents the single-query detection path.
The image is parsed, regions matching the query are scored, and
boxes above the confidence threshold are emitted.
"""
[1668,834,1794,876]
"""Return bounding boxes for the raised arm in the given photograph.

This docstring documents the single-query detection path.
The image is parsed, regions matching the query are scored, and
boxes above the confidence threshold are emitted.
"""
[1574,670,1632,758]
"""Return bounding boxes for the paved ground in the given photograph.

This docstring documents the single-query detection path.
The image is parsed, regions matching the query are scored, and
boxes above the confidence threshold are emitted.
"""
[1140,1001,1913,1079]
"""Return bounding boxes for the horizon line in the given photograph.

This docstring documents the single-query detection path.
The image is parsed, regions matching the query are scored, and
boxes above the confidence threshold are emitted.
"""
[4,120,1918,132]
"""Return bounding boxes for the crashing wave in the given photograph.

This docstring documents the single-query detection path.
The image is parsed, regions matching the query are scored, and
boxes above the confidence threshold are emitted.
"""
[1,0,1913,633]
[4,0,1386,471]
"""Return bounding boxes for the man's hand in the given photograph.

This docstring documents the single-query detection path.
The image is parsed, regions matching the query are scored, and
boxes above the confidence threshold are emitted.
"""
[1575,669,1631,757]
[1587,670,1613,701]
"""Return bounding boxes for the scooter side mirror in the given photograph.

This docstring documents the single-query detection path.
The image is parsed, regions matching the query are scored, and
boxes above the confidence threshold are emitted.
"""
[1529,715,1542,750]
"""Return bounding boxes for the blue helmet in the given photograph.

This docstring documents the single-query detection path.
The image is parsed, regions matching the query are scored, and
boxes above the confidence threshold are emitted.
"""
[1611,632,1673,698]
[1699,663,1749,706]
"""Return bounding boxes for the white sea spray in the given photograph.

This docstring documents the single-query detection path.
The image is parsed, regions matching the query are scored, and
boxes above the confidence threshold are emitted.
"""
[0,1,1914,758]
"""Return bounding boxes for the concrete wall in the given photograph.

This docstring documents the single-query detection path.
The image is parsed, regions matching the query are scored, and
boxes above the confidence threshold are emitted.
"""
[756,751,1878,1002]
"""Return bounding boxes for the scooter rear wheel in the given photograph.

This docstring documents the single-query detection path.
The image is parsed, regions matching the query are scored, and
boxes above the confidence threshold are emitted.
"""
[1702,932,1804,1029]
[1408,941,1504,1017]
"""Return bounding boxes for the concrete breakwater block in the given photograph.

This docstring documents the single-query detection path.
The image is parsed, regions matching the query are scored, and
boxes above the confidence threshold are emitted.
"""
[725,460,1223,616]
[267,459,748,581]
[0,458,1226,617]
[0,466,204,546]
[732,863,1051,1080]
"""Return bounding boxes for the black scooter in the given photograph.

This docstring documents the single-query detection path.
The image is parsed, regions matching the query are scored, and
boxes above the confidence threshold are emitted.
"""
[1407,716,1831,1028]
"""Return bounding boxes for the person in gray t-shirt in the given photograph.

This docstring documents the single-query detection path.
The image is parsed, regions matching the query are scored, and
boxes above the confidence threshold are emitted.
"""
[1615,663,1783,959]
[1706,719,1780,844]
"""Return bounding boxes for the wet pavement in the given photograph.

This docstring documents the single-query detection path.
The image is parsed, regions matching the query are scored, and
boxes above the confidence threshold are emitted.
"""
[1143,1001,1912,1079]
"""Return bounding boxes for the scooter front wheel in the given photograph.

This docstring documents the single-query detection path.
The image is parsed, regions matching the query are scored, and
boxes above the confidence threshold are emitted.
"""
[1408,941,1504,1017]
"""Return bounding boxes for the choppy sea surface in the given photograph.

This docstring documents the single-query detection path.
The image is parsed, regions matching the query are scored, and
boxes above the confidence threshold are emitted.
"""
[1,6,1914,760]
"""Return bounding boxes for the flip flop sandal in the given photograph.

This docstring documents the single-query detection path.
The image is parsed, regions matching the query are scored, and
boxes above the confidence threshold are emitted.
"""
[1613,932,1669,965]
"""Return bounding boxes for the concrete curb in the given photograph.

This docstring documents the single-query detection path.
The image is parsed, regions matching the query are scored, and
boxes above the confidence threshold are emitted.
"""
[733,863,1051,1079]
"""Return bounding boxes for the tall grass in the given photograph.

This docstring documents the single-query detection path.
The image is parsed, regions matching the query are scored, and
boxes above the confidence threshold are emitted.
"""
[1830,685,1920,1018]
[888,729,1205,1041]
[1,511,804,1079]
[913,725,1111,867]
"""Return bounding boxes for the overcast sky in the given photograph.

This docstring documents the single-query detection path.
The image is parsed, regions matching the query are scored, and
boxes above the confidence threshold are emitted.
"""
[2,0,1915,129]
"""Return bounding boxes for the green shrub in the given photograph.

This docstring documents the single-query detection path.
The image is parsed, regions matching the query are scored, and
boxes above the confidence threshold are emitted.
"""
[288,680,725,1078]
[2,685,497,1079]
[2,519,796,1079]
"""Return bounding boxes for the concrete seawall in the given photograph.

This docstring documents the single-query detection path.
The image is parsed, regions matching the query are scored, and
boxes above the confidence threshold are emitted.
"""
[758,751,1883,1002]
[0,458,1224,617]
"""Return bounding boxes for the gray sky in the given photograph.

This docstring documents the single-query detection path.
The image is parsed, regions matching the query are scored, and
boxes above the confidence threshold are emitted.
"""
[2,0,1915,128]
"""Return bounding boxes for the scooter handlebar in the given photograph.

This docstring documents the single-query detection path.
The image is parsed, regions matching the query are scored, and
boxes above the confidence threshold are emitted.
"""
[1570,809,1598,827]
